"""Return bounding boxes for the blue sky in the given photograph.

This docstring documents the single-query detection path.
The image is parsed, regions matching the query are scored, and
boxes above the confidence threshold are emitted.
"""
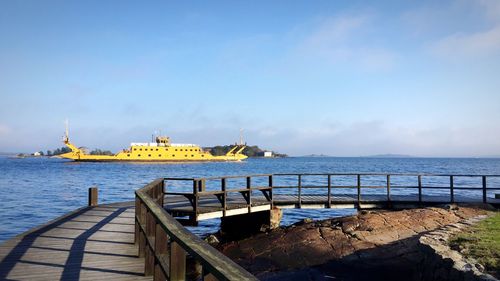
[1,0,499,156]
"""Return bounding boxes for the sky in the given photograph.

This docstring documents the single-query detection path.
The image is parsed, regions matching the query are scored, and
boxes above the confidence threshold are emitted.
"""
[1,0,499,157]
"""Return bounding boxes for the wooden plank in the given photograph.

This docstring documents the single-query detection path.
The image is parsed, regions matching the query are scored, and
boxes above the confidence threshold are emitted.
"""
[0,203,151,281]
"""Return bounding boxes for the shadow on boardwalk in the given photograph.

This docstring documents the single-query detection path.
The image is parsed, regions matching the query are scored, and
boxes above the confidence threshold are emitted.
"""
[0,203,150,281]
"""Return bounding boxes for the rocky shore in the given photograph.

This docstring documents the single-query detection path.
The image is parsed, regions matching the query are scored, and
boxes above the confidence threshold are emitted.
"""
[215,205,494,281]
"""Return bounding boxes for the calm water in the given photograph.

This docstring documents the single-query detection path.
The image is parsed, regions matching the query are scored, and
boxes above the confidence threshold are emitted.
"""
[1,156,500,243]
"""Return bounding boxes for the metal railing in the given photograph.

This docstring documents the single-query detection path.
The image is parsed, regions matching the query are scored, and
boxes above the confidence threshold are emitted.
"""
[135,178,258,281]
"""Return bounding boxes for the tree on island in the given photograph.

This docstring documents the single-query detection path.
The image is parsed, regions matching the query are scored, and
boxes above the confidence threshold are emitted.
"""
[89,149,113,156]
[205,145,287,157]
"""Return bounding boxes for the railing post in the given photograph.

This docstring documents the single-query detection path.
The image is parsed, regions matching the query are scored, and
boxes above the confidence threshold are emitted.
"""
[145,210,156,276]
[221,178,227,217]
[327,175,332,208]
[138,201,147,258]
[88,187,98,206]
[450,176,454,203]
[159,180,165,206]
[135,197,140,245]
[483,176,487,203]
[154,224,168,281]
[268,175,273,208]
[357,174,361,207]
[192,180,199,223]
[170,241,186,281]
[199,179,206,192]
[418,175,422,203]
[386,175,391,203]
[246,176,252,212]
[298,175,302,208]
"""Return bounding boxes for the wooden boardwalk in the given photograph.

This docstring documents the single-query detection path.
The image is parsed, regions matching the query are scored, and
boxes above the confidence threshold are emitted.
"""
[0,202,150,281]
[165,193,500,221]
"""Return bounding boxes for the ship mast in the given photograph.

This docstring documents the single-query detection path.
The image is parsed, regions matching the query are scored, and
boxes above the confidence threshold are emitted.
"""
[64,119,69,141]
[239,128,244,145]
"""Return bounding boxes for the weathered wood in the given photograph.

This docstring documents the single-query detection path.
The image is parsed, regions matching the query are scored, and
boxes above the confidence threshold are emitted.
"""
[88,187,98,206]
[136,179,258,281]
[170,241,186,281]
[0,203,150,281]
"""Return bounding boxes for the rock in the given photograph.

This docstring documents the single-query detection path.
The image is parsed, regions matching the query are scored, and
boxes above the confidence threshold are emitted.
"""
[444,203,459,210]
[475,263,485,272]
[218,206,492,280]
[302,218,313,224]
[205,234,219,245]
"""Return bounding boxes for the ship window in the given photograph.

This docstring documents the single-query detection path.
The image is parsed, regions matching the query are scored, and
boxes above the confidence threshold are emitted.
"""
[148,154,151,157]
[139,148,142,151]
[202,155,204,157]
[165,148,168,151]
[138,154,141,156]
[180,149,183,151]
[127,154,130,157]
[159,154,161,157]
[172,154,175,157]
[190,149,193,151]
[156,149,158,151]
[175,149,177,151]
[185,155,187,157]
[133,148,137,151]
[191,155,194,157]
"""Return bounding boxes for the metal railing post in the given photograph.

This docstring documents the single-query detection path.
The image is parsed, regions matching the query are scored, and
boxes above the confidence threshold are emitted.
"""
[246,176,252,212]
[450,176,454,203]
[298,175,302,208]
[221,178,227,217]
[357,174,361,207]
[483,176,487,203]
[268,175,273,208]
[386,175,391,202]
[418,175,422,203]
[327,175,332,208]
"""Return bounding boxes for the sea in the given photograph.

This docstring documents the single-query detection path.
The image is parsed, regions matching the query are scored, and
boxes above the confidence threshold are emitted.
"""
[1,156,500,243]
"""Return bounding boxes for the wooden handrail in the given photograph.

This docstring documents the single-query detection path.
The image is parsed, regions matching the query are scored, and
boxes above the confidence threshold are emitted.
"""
[139,173,498,279]
[163,173,499,212]
[135,178,258,281]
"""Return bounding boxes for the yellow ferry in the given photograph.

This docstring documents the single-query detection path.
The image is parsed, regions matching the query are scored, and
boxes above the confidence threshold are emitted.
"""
[59,129,247,162]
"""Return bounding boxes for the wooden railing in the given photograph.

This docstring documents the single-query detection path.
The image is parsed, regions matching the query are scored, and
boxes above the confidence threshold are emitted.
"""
[165,175,274,222]
[164,173,500,217]
[135,178,258,281]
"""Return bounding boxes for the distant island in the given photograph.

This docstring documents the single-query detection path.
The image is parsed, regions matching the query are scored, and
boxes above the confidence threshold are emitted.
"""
[205,145,287,158]
[301,154,332,157]
[364,154,416,158]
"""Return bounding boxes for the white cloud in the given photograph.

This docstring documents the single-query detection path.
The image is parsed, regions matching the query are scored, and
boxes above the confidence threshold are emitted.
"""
[430,25,500,58]
[415,0,500,60]
[295,14,397,71]
[478,0,500,22]
[240,121,500,157]
[0,124,11,136]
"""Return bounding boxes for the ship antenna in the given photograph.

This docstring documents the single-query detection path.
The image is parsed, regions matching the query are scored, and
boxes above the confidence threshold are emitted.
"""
[239,128,244,145]
[64,119,69,141]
